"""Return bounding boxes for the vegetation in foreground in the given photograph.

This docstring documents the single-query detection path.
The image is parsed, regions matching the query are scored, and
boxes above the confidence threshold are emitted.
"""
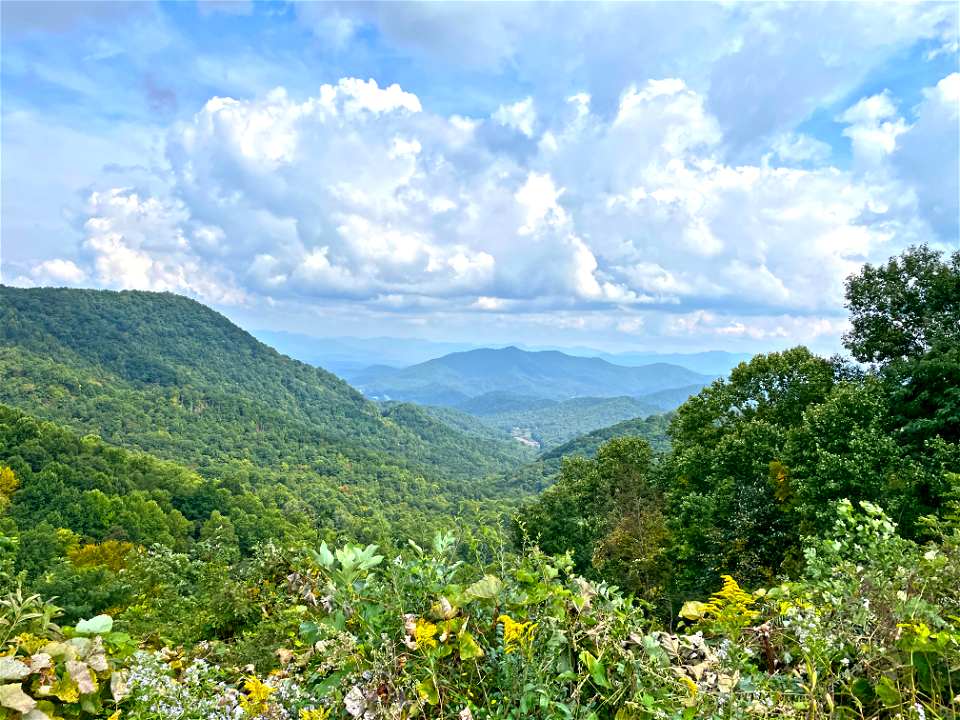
[1,497,958,720]
[0,244,956,719]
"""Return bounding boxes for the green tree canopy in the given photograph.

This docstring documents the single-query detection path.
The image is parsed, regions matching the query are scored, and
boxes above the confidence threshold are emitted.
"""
[843,244,960,365]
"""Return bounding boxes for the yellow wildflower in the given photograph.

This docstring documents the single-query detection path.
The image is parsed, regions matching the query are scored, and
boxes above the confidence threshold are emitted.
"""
[680,677,698,695]
[301,709,332,720]
[414,617,438,649]
[702,575,756,627]
[240,677,275,715]
[497,614,538,654]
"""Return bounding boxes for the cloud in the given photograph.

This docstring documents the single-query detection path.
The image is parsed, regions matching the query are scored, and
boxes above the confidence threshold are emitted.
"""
[306,3,956,155]
[77,188,247,305]
[493,98,537,137]
[890,73,960,240]
[0,1,153,38]
[30,259,87,285]
[24,67,954,350]
[838,91,908,167]
[771,133,832,165]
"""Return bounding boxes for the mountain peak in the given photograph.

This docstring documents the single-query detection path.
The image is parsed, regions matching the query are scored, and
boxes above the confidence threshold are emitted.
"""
[358,345,715,406]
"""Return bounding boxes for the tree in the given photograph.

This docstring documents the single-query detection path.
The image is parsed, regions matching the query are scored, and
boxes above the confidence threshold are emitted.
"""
[669,346,835,450]
[0,465,17,513]
[15,521,61,582]
[785,381,927,536]
[888,338,960,453]
[662,348,836,593]
[843,244,960,365]
[516,437,656,580]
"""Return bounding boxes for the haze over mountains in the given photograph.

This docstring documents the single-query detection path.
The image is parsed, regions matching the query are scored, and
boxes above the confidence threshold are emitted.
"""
[251,330,751,378]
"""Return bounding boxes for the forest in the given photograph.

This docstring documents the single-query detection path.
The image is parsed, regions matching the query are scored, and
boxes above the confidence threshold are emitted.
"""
[0,244,957,720]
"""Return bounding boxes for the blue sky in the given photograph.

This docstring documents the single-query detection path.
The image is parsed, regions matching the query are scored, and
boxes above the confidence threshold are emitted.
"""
[2,1,958,354]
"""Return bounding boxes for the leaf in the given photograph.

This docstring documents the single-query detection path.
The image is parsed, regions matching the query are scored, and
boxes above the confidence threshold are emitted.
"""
[65,661,97,694]
[465,575,503,601]
[80,692,103,716]
[459,632,484,660]
[679,601,707,621]
[0,684,36,714]
[315,542,334,567]
[0,657,31,682]
[47,677,79,703]
[22,709,52,720]
[312,670,347,699]
[75,615,113,635]
[432,596,458,620]
[110,671,128,702]
[299,621,323,644]
[580,651,612,689]
[28,655,51,674]
[850,678,874,703]
[516,568,536,583]
[874,678,900,708]
[80,637,109,674]
[417,678,439,705]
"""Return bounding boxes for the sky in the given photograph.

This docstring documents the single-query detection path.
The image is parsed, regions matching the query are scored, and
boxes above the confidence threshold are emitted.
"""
[2,1,958,355]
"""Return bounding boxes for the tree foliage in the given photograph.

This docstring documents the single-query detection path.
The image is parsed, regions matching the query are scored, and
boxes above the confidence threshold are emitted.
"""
[843,244,959,365]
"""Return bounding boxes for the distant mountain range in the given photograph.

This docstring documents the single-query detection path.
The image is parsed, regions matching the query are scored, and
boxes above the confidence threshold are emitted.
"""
[250,330,752,378]
[355,346,716,406]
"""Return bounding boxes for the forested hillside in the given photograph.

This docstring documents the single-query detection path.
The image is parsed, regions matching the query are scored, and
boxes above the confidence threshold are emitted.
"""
[0,288,547,557]
[0,246,957,720]
[0,287,537,481]
[496,413,672,496]
[380,401,535,449]
[481,394,677,448]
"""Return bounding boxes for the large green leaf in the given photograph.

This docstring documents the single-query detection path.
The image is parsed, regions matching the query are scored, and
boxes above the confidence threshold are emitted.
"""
[459,632,484,660]
[874,678,900,708]
[580,650,612,689]
[75,614,113,635]
[465,575,503,601]
[312,669,348,699]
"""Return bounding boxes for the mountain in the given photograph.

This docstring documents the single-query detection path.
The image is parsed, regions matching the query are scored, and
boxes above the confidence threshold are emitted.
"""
[598,350,753,376]
[340,364,406,384]
[0,287,538,542]
[250,331,747,382]
[357,346,715,405]
[457,384,706,450]
[620,384,711,413]
[379,401,530,447]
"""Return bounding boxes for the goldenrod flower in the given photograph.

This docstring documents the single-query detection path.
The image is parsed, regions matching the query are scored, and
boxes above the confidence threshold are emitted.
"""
[498,614,537,654]
[702,575,756,624]
[680,677,698,695]
[414,617,438,649]
[301,709,332,720]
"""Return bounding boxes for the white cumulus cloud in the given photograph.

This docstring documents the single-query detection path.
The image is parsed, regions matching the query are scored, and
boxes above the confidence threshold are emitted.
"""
[30,69,952,350]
